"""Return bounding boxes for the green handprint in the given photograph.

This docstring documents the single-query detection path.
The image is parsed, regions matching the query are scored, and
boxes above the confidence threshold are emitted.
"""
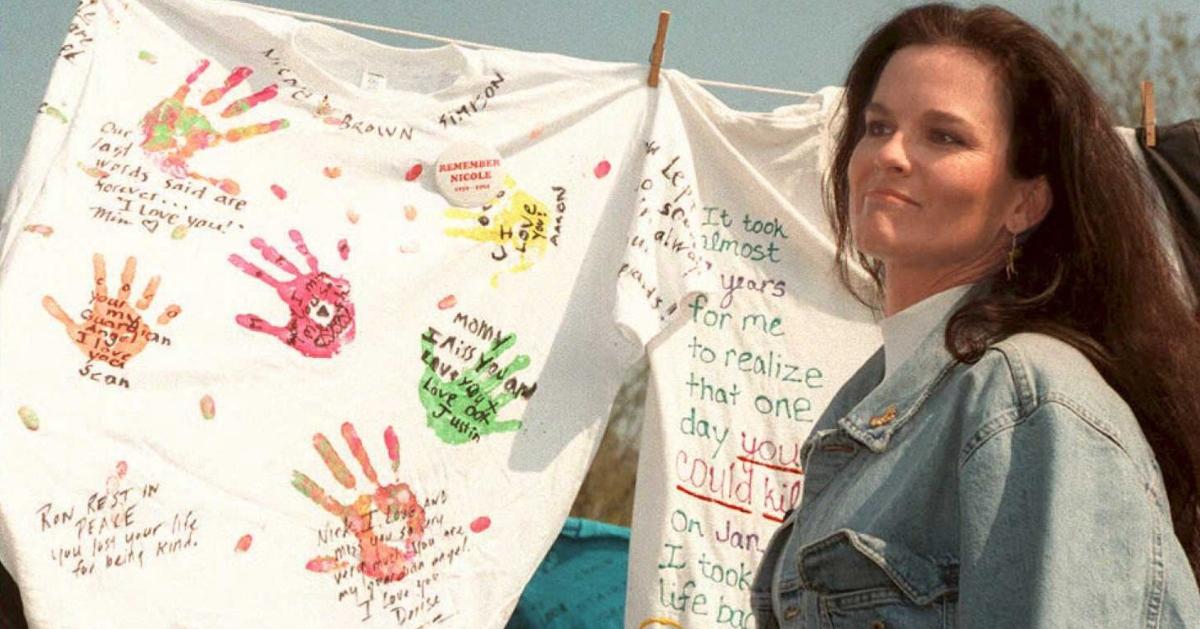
[418,330,530,444]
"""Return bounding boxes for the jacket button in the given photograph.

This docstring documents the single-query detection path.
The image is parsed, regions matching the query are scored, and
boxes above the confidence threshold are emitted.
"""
[783,605,800,620]
[870,621,886,629]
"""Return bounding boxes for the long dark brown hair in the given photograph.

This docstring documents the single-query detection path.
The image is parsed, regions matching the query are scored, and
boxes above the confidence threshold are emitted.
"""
[827,3,1200,574]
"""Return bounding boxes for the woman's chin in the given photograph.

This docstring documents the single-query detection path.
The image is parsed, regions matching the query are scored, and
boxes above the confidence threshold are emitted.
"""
[852,229,904,261]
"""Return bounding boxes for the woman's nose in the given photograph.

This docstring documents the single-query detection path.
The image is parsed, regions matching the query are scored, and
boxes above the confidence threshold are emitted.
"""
[873,132,911,174]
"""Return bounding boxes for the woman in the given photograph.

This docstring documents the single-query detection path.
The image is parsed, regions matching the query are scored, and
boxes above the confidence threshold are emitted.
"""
[750,4,1200,627]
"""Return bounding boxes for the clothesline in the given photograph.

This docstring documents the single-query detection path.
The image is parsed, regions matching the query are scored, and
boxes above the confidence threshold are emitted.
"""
[239,1,812,98]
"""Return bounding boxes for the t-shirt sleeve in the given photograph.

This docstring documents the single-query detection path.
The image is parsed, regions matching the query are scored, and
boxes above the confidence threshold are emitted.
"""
[0,0,116,261]
[612,81,718,350]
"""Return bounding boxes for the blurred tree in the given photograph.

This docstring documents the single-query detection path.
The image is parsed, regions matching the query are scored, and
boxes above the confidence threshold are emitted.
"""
[1048,1,1200,126]
[568,358,647,526]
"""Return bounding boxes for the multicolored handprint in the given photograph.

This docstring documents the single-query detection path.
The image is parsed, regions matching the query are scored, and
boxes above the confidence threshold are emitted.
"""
[418,331,530,444]
[228,229,355,359]
[292,422,426,583]
[444,176,550,287]
[42,254,180,368]
[139,59,288,195]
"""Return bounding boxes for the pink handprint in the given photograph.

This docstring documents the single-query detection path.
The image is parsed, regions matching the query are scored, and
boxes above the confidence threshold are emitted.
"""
[228,229,355,358]
[140,59,288,195]
[293,422,426,583]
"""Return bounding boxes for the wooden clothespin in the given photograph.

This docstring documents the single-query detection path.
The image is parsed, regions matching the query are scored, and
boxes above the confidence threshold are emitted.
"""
[648,11,671,87]
[1142,80,1156,147]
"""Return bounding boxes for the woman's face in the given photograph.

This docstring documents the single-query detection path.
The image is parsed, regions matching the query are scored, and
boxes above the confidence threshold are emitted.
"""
[849,44,1037,282]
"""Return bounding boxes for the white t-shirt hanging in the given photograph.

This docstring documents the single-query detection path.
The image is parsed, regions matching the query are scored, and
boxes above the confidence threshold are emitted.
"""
[0,1,695,626]
[618,71,882,628]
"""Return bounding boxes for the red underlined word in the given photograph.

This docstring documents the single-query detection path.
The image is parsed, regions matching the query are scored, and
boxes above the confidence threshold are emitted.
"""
[737,455,804,475]
[762,512,784,523]
[674,484,752,514]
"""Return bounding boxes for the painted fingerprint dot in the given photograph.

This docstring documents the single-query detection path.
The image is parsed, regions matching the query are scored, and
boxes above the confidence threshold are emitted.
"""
[116,461,128,478]
[529,124,544,140]
[346,209,360,224]
[200,395,216,420]
[384,426,400,472]
[77,162,109,179]
[405,163,423,181]
[594,160,611,179]
[306,557,346,573]
[470,516,491,533]
[44,106,68,124]
[17,406,39,431]
[404,205,418,221]
[23,224,54,237]
[323,116,342,126]
[138,50,157,64]
[235,534,253,553]
[323,166,342,179]
[271,184,287,200]
[218,180,240,195]
[437,295,457,310]
[337,239,350,261]
[171,225,188,240]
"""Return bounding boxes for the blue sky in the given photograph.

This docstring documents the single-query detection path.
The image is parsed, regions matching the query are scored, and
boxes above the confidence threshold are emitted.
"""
[0,0,1190,199]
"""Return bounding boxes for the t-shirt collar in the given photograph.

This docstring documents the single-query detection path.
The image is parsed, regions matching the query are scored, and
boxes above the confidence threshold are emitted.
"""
[284,20,484,118]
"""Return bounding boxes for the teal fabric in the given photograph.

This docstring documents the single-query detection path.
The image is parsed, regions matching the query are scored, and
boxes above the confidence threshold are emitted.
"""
[507,517,630,628]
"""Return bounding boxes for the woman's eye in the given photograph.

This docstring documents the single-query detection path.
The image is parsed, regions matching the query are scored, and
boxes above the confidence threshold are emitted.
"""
[866,120,891,136]
[931,130,961,145]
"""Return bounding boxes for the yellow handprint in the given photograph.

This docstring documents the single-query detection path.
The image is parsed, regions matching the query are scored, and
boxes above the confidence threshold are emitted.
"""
[444,176,550,287]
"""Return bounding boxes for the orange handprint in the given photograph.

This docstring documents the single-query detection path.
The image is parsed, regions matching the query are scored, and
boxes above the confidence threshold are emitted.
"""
[292,422,426,583]
[139,59,289,195]
[42,254,180,368]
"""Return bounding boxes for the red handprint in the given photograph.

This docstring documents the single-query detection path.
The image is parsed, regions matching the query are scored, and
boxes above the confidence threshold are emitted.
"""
[140,59,288,195]
[228,229,355,358]
[42,254,180,367]
[293,422,426,582]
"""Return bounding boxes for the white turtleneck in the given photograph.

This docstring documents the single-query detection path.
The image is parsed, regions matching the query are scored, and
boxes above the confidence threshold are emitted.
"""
[880,284,975,380]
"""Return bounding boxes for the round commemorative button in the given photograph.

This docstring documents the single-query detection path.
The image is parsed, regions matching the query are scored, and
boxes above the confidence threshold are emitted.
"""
[434,141,505,207]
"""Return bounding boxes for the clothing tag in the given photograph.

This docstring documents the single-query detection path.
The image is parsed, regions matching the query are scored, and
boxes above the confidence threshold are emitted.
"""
[360,70,387,91]
[435,141,505,207]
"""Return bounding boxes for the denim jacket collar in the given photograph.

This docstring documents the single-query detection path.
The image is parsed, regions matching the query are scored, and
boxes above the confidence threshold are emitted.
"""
[835,288,980,453]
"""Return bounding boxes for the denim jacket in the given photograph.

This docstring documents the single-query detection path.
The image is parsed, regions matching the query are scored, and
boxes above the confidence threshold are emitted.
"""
[750,312,1200,628]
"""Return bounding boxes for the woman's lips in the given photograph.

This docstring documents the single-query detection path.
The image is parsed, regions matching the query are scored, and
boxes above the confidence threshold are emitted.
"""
[866,188,920,207]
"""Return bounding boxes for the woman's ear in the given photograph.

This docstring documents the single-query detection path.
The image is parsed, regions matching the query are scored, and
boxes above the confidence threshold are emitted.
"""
[1007,176,1052,234]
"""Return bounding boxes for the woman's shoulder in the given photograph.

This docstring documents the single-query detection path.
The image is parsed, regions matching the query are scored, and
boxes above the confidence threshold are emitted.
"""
[935,331,1114,419]
[954,331,1161,483]
[981,331,1125,416]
